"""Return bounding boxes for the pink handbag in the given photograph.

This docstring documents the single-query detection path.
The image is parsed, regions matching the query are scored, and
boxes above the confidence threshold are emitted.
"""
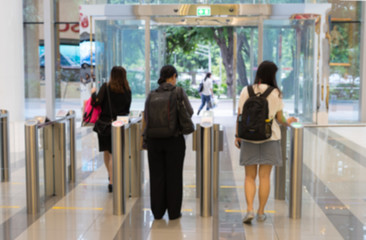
[82,97,101,125]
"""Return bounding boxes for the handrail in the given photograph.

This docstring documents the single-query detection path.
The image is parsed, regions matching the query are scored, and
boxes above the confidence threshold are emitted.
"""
[35,111,76,129]
[303,123,366,128]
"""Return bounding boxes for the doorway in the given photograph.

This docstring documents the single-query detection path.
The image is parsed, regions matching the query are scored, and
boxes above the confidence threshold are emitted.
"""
[83,4,317,122]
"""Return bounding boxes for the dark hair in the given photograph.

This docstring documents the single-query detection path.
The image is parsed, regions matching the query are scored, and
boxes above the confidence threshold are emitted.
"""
[108,66,130,93]
[204,72,211,81]
[158,65,178,84]
[254,61,282,97]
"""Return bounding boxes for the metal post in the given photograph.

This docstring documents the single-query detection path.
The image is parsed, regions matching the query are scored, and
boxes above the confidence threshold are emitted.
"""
[25,120,40,214]
[275,125,287,200]
[289,124,304,219]
[112,121,126,215]
[213,124,223,202]
[54,122,66,197]
[200,125,213,217]
[0,110,10,182]
[130,121,142,197]
[68,110,76,182]
[193,123,201,199]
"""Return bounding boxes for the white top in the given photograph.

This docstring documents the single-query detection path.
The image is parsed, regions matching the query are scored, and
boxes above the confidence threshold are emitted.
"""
[201,77,213,96]
[238,84,284,143]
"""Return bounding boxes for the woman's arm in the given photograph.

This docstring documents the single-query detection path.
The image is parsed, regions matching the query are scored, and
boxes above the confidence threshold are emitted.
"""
[276,110,297,126]
[181,88,194,116]
[235,107,241,149]
[91,83,106,106]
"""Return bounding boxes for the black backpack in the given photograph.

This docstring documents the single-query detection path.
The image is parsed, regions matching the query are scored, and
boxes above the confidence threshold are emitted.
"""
[198,82,203,93]
[237,85,274,141]
[146,86,178,138]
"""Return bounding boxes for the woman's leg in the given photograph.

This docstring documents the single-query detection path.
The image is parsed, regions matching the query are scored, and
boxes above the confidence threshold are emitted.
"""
[244,165,258,212]
[197,94,207,115]
[205,95,212,110]
[104,151,112,184]
[257,164,273,215]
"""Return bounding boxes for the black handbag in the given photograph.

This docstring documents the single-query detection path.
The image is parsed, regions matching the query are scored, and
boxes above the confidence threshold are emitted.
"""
[93,85,113,136]
[176,87,195,135]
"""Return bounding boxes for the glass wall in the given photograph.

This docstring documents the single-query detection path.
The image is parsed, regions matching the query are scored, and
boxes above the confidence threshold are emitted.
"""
[263,19,315,122]
[235,27,258,94]
[94,19,146,110]
[328,2,362,123]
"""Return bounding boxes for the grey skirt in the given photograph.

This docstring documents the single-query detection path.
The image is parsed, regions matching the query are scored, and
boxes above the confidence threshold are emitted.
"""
[239,140,283,166]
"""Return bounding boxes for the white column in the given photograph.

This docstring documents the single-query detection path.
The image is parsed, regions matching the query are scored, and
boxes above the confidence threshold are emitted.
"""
[0,0,24,121]
[44,0,56,120]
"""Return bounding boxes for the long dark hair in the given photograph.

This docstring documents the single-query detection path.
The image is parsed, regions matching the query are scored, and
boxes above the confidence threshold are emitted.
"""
[254,61,282,97]
[204,72,211,81]
[108,66,130,93]
[158,65,178,84]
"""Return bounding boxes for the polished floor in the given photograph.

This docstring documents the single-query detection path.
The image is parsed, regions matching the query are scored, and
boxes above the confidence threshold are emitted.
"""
[1,100,366,239]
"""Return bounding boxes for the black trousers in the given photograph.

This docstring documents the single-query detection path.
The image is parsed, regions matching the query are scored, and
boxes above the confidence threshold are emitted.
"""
[147,135,186,219]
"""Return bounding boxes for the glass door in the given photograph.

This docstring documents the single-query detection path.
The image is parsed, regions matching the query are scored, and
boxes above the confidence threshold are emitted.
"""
[94,19,146,110]
[263,19,316,123]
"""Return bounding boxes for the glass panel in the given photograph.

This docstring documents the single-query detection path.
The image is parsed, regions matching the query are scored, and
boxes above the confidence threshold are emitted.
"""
[328,21,361,123]
[55,23,82,121]
[95,19,146,110]
[24,24,45,119]
[236,27,258,95]
[263,19,315,123]
[38,127,45,202]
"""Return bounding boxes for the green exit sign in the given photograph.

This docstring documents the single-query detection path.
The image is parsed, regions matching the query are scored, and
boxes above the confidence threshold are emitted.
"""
[197,7,211,16]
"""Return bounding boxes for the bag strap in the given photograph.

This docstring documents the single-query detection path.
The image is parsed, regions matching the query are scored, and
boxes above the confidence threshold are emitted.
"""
[247,85,255,97]
[105,84,113,121]
[260,86,275,98]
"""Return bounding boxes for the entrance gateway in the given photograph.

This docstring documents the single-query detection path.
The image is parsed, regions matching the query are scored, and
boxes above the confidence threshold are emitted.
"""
[79,4,331,123]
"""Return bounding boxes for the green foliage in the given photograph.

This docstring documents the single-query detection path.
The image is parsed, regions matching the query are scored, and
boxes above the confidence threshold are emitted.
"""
[176,79,200,98]
[329,83,359,100]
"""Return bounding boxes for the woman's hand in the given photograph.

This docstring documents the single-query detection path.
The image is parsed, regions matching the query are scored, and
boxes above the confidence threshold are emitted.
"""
[91,87,97,94]
[287,117,298,125]
[235,137,241,149]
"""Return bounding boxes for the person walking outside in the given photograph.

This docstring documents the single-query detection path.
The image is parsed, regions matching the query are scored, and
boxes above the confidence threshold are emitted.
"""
[91,66,131,193]
[235,61,297,224]
[143,65,194,220]
[197,72,213,115]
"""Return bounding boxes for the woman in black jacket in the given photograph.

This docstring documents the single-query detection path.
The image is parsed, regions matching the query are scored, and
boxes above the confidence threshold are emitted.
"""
[144,65,193,220]
[91,66,131,192]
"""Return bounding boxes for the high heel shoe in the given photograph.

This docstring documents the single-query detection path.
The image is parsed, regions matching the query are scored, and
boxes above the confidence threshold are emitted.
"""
[108,184,113,193]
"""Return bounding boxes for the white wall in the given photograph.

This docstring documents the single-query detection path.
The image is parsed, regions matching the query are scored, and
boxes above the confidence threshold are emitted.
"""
[0,0,25,122]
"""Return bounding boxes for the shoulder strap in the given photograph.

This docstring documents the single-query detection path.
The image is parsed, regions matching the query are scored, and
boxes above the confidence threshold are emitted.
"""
[247,85,255,97]
[260,86,274,98]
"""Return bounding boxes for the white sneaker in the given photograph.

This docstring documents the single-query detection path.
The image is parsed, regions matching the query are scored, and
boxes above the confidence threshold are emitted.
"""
[242,211,255,224]
[256,213,267,222]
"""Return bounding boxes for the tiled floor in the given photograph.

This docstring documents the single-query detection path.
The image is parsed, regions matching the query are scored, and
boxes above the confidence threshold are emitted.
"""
[1,99,366,239]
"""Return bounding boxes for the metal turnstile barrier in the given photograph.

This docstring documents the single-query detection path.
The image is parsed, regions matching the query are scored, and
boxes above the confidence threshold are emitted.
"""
[193,122,223,217]
[289,123,304,219]
[0,110,9,182]
[25,111,76,214]
[112,116,144,216]
[274,125,287,200]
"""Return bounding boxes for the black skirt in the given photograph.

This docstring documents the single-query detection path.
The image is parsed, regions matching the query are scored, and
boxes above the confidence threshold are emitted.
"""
[97,134,112,153]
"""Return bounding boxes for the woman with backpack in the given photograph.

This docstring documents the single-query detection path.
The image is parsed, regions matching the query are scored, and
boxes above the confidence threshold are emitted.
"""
[235,61,297,224]
[143,65,193,220]
[197,72,214,115]
[91,66,131,193]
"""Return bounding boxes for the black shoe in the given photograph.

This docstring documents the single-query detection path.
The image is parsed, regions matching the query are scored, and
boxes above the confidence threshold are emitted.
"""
[197,110,201,115]
[108,184,113,193]
[169,213,182,220]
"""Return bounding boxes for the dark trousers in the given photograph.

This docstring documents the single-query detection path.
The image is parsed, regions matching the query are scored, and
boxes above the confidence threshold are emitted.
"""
[147,135,186,219]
